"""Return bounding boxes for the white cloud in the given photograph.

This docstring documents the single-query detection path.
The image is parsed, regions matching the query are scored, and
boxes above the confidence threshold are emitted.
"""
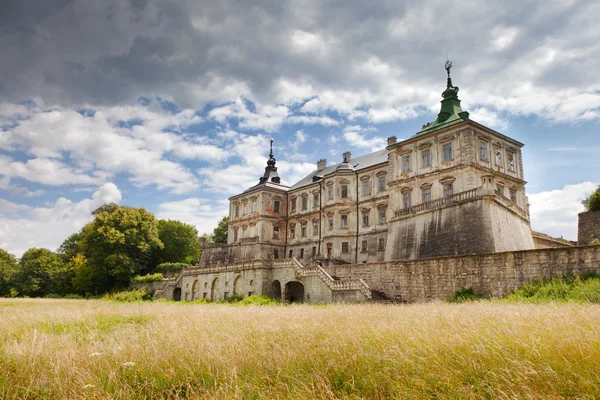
[468,107,508,131]
[156,198,227,236]
[529,181,597,241]
[0,183,122,257]
[342,129,386,152]
[295,130,306,144]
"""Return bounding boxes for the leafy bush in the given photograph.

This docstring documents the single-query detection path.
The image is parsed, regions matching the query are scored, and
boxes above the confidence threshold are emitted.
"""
[103,289,151,302]
[131,273,164,283]
[225,293,245,303]
[449,287,484,303]
[189,298,211,304]
[504,274,600,303]
[239,295,281,305]
[155,263,189,273]
[582,186,600,211]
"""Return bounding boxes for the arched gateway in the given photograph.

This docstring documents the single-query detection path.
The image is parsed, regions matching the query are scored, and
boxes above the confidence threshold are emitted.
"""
[285,281,304,303]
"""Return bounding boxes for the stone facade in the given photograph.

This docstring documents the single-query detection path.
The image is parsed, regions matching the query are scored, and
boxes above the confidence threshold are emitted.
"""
[325,245,600,302]
[532,231,574,249]
[578,211,600,245]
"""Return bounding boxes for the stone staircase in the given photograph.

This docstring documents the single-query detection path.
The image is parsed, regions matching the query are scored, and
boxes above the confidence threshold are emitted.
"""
[290,258,372,300]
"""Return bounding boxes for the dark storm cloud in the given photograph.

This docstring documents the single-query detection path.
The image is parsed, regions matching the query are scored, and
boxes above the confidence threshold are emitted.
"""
[1,0,599,116]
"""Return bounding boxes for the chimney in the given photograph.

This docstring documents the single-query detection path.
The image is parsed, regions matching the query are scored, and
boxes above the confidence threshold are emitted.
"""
[317,159,327,170]
[387,136,397,146]
[342,151,351,163]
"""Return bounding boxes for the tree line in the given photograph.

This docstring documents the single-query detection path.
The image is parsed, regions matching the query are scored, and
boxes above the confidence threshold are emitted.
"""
[0,203,229,298]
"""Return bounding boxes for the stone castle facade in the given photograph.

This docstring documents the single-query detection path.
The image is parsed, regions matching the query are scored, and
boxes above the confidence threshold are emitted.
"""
[153,66,599,303]
[201,68,535,267]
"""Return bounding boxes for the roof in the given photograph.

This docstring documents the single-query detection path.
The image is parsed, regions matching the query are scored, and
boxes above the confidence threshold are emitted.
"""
[290,149,388,190]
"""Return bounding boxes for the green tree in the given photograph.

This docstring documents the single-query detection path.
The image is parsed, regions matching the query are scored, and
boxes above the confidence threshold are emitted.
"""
[13,248,70,297]
[57,232,84,263]
[77,203,163,293]
[152,220,200,265]
[212,216,229,244]
[582,186,600,212]
[0,248,18,297]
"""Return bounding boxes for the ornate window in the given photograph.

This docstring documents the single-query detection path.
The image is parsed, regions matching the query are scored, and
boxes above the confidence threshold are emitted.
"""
[403,192,411,209]
[300,248,305,258]
[422,188,431,203]
[313,220,319,236]
[341,242,349,253]
[313,193,319,207]
[361,240,368,252]
[443,183,453,198]
[234,205,239,218]
[288,249,293,258]
[495,148,502,166]
[378,207,386,224]
[327,185,333,200]
[301,195,308,211]
[378,176,386,192]
[274,200,280,214]
[273,226,280,240]
[290,223,296,239]
[480,143,488,161]
[290,198,297,213]
[510,188,517,203]
[496,185,504,196]
[402,155,411,172]
[508,153,516,171]
[361,179,370,195]
[341,214,348,229]
[301,222,307,237]
[341,185,348,198]
[443,143,453,161]
[378,238,385,251]
[422,149,431,167]
[233,228,238,243]
[362,210,369,227]
[327,215,333,230]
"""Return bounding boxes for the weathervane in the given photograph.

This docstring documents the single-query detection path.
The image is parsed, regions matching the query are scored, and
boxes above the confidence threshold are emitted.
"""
[269,138,274,158]
[445,60,453,87]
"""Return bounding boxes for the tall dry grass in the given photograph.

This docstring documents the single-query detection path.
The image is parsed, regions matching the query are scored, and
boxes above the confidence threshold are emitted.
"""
[1,299,600,399]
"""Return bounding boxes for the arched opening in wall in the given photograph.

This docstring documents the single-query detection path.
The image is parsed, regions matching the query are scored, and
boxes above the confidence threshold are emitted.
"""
[172,287,182,302]
[271,280,282,300]
[285,281,304,303]
[191,280,200,300]
[210,277,219,301]
[233,275,242,294]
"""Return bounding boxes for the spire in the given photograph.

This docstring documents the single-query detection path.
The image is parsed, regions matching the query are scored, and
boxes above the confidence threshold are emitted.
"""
[259,138,281,184]
[414,60,470,136]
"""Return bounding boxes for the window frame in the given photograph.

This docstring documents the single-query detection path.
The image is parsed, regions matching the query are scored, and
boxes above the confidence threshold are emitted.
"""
[422,149,431,168]
[422,188,432,203]
[443,142,453,162]
[341,242,349,253]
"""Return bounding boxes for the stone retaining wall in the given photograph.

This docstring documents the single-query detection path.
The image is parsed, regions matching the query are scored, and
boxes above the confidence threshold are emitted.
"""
[325,245,600,302]
[578,211,600,245]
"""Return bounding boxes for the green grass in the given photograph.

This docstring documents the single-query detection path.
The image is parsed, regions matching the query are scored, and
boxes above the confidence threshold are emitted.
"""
[504,274,600,303]
[1,298,600,399]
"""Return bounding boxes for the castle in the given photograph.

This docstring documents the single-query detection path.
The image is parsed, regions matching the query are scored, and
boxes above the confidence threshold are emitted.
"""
[154,65,600,303]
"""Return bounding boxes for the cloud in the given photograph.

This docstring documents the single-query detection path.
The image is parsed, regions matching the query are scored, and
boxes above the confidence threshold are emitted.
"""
[0,101,228,194]
[528,181,597,241]
[0,183,122,257]
[156,198,227,235]
[468,107,508,131]
[342,126,385,152]
[295,130,306,144]
[2,0,599,124]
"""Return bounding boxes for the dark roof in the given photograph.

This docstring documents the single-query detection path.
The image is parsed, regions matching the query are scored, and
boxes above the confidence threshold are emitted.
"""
[290,149,388,190]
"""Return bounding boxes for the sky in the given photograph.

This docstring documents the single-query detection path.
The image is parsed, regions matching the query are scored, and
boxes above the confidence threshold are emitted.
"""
[0,0,599,257]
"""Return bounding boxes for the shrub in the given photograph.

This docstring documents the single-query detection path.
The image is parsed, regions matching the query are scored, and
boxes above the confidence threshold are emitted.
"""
[155,263,189,274]
[582,186,600,211]
[103,289,151,302]
[225,293,245,303]
[504,274,600,303]
[131,273,164,283]
[239,295,281,305]
[449,287,484,303]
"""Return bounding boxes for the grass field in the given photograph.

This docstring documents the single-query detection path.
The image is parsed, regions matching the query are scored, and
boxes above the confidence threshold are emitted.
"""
[1,299,600,399]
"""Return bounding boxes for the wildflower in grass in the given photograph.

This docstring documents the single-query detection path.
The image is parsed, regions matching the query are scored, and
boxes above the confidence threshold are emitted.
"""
[82,384,95,389]
[121,361,136,368]
[89,352,101,357]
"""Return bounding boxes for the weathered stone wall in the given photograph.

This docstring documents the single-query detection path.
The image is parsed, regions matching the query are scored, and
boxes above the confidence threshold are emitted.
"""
[578,211,600,245]
[489,200,535,252]
[325,245,600,302]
